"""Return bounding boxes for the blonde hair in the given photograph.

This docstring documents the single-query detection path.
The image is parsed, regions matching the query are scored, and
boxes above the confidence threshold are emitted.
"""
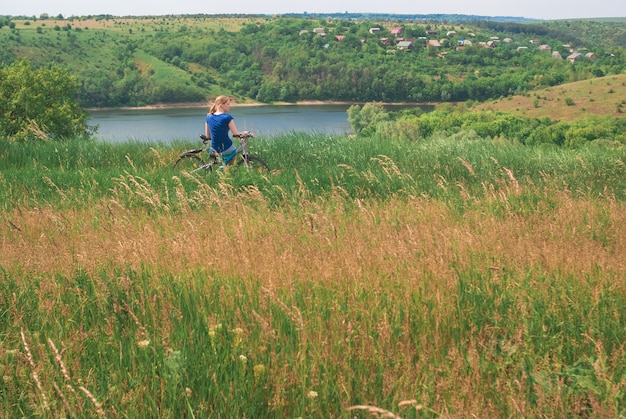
[209,95,231,114]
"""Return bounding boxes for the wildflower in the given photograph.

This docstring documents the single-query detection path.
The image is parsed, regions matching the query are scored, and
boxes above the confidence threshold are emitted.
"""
[209,323,223,338]
[253,364,266,378]
[239,354,248,363]
[307,390,318,399]
[233,327,244,346]
[136,339,150,348]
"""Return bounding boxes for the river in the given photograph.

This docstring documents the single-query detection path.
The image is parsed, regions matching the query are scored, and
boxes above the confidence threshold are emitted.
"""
[88,104,429,143]
[89,104,356,143]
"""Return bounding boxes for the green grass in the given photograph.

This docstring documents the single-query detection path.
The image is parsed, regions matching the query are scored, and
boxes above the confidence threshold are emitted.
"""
[1,132,626,416]
[2,132,624,211]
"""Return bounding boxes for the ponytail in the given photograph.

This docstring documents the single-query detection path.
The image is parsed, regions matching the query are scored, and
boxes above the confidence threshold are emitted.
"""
[209,95,230,114]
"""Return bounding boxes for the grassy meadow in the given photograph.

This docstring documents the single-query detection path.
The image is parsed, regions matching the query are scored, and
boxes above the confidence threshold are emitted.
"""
[1,132,626,417]
[475,73,626,121]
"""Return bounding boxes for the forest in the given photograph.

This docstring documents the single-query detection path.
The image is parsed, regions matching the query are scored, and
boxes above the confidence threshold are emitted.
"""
[1,14,626,107]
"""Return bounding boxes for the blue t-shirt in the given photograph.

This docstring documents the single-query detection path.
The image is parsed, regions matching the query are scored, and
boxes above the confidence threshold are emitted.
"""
[206,113,234,153]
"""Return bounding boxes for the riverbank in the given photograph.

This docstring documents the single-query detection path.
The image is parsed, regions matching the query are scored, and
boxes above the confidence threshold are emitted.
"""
[86,100,435,111]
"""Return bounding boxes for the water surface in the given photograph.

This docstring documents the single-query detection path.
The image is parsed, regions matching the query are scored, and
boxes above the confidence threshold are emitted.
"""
[89,104,355,143]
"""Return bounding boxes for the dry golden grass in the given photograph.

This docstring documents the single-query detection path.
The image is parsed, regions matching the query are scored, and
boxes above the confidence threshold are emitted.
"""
[3,174,626,416]
[3,179,624,290]
[475,73,626,121]
[13,16,267,31]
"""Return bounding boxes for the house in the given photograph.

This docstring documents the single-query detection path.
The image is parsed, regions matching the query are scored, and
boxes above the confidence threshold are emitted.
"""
[390,27,404,37]
[585,52,598,60]
[313,28,326,36]
[425,30,438,36]
[396,40,413,50]
[396,37,415,44]
[380,37,392,46]
[516,46,529,51]
[427,39,441,49]
[298,30,309,36]
[567,52,583,63]
[446,31,456,36]
[552,51,563,59]
[369,27,380,34]
[538,45,552,52]
[335,35,345,42]
[457,38,472,46]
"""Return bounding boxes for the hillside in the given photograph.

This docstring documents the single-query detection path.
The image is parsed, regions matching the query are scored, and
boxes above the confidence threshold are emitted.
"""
[1,15,625,108]
[474,73,626,121]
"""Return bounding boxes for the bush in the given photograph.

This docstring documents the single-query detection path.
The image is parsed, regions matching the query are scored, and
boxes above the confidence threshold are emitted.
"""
[347,103,389,136]
[373,118,421,141]
[0,59,90,142]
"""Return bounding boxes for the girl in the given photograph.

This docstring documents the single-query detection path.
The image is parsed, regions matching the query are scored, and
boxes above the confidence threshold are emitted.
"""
[205,96,248,169]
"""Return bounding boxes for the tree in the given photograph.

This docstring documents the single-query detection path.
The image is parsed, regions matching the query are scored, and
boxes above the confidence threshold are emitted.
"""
[347,102,389,136]
[0,59,90,141]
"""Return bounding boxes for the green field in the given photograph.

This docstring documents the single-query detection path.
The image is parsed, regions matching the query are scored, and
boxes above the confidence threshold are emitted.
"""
[1,131,626,416]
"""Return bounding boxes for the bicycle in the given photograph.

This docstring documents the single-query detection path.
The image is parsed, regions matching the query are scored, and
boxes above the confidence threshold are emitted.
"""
[173,131,269,174]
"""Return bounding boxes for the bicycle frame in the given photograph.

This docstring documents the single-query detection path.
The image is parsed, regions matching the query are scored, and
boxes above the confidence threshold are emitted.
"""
[206,133,253,168]
[174,132,269,174]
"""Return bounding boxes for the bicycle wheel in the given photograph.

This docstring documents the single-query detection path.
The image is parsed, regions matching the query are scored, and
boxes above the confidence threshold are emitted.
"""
[173,154,210,172]
[237,155,269,173]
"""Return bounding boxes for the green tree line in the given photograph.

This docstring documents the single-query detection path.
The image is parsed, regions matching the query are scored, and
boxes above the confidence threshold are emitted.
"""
[348,103,626,148]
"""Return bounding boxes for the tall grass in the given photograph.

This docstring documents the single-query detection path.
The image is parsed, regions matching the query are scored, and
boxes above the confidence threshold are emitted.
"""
[1,133,626,416]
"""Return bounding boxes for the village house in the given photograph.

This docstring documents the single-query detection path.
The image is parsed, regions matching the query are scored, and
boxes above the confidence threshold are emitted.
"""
[396,40,413,50]
[390,27,404,37]
[552,51,563,59]
[427,39,441,49]
[369,27,380,34]
[567,52,583,63]
[538,45,552,52]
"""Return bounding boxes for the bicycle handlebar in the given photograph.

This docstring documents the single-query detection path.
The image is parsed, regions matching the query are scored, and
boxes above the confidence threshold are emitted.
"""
[199,132,254,144]
[234,131,254,138]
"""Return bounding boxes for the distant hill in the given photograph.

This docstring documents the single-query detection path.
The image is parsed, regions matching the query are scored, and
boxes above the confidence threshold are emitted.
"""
[2,15,625,108]
[473,73,626,121]
[281,13,535,23]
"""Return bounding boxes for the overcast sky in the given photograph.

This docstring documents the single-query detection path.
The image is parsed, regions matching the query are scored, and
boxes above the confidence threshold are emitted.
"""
[4,0,626,21]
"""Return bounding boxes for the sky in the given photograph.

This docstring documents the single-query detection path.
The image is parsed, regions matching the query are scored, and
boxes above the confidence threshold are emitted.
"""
[4,0,626,21]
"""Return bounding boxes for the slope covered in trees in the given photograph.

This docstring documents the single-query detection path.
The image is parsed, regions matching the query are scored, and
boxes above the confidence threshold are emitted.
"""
[1,14,625,107]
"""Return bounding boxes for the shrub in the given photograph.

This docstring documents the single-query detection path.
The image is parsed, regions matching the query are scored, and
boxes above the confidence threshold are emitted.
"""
[0,59,90,142]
